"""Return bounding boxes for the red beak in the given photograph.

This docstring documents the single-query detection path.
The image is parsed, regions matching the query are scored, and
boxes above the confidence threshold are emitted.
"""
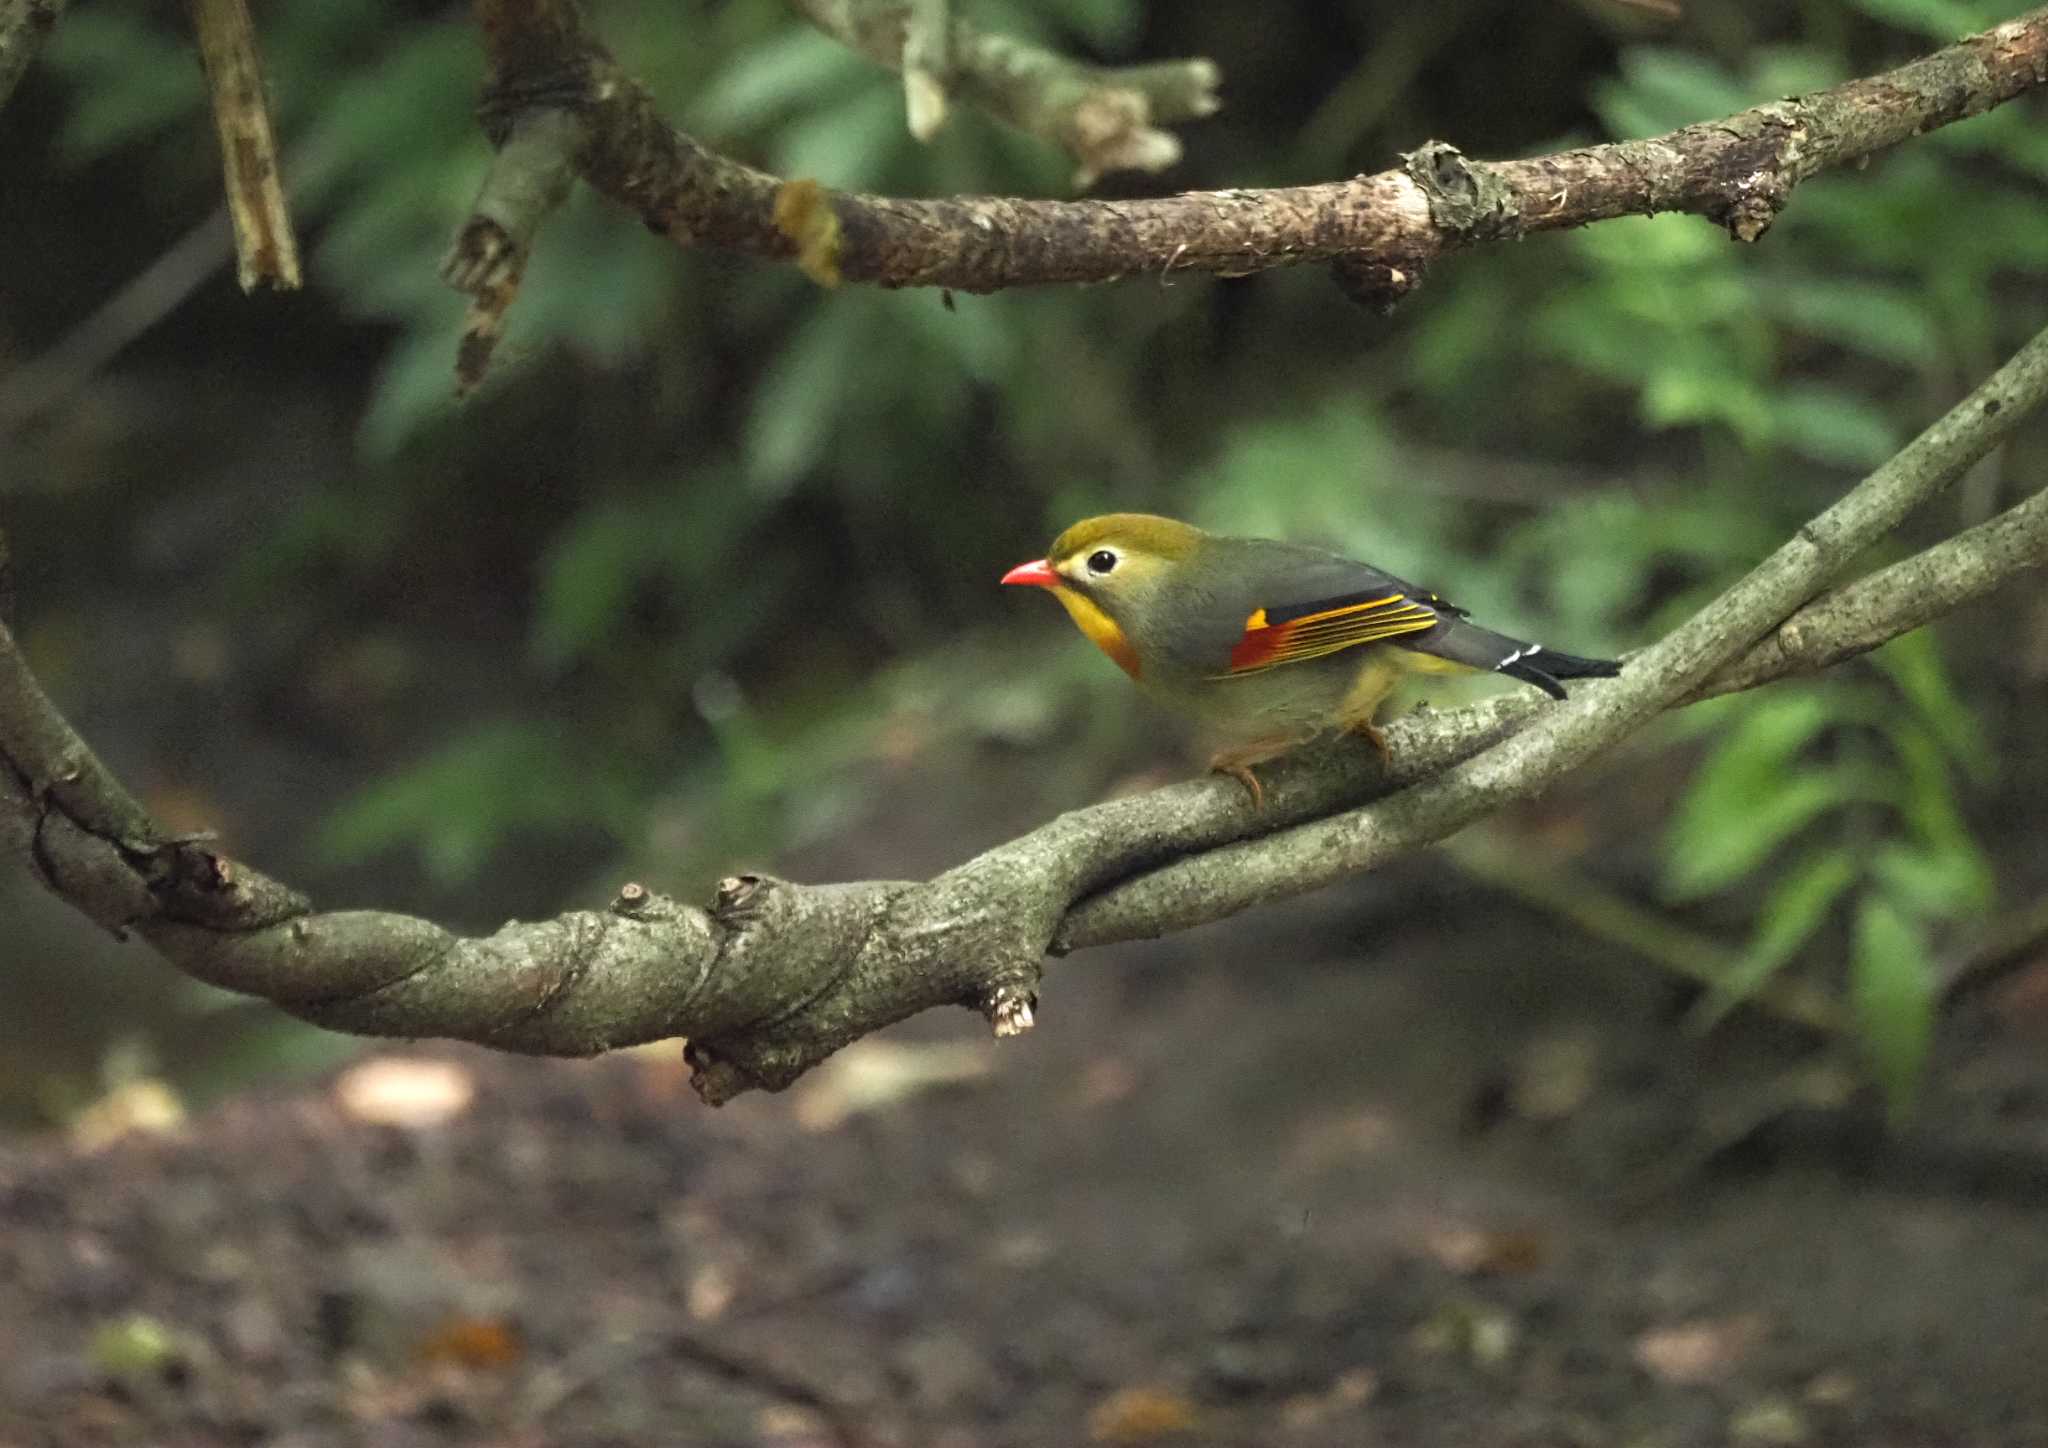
[1001,559,1056,587]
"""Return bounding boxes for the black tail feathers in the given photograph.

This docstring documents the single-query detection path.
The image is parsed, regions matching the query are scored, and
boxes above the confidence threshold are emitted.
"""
[1413,618,1622,700]
[1496,645,1621,701]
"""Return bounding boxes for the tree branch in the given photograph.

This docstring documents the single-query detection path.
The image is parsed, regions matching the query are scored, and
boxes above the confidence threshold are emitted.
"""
[187,0,300,292]
[450,3,2048,306]
[0,0,69,111]
[1059,335,2048,950]
[6,331,2046,1103]
[785,0,1221,185]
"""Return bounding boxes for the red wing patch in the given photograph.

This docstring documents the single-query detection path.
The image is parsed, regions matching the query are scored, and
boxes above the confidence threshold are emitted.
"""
[1222,593,1440,675]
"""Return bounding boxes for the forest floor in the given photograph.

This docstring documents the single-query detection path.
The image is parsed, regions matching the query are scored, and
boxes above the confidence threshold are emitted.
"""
[6,785,2048,1448]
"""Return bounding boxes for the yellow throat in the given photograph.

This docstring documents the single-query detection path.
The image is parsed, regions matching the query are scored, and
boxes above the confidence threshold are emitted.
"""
[1049,584,1141,679]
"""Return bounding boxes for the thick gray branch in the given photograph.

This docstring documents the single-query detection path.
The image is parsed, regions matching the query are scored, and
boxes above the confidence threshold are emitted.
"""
[6,346,2046,1101]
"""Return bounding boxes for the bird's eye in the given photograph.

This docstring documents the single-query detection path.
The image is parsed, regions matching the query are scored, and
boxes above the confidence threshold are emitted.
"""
[1086,549,1118,576]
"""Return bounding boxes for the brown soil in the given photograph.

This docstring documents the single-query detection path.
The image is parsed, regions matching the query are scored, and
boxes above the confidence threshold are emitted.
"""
[5,871,2048,1447]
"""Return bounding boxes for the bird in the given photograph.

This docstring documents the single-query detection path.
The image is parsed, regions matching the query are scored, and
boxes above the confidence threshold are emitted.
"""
[1001,513,1620,804]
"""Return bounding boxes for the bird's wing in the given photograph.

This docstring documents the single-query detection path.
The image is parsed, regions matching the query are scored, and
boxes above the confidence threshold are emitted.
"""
[1213,552,1464,677]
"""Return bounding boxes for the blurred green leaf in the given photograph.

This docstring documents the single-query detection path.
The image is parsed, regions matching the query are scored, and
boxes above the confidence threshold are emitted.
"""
[1640,356,1777,444]
[1593,50,1756,137]
[1842,0,2005,42]
[1697,847,1860,1028]
[1664,690,1847,899]
[533,505,648,669]
[1851,893,1937,1124]
[1765,279,1943,368]
[1873,629,1991,781]
[356,319,467,459]
[1869,840,1987,919]
[745,299,871,492]
[319,721,636,885]
[775,85,911,186]
[48,10,205,159]
[986,0,1146,50]
[1884,719,1996,912]
[1667,768,1867,901]
[1770,383,1901,468]
[691,27,869,135]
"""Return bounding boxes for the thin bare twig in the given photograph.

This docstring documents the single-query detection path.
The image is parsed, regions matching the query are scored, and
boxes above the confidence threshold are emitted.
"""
[188,0,300,291]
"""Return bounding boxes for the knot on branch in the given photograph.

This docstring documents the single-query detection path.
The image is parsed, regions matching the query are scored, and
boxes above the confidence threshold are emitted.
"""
[683,875,913,1102]
[144,840,309,930]
[1329,254,1426,313]
[1716,167,1792,244]
[1403,141,1519,242]
[609,878,687,922]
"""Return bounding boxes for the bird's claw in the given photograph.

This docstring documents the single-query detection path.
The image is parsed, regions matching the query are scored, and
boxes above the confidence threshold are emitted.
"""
[1210,759,1266,809]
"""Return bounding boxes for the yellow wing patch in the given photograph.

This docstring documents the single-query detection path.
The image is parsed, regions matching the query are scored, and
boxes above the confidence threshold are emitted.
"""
[1221,593,1439,675]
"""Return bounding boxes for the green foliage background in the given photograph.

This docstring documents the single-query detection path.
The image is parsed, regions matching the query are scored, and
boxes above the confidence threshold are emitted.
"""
[3,0,2045,1122]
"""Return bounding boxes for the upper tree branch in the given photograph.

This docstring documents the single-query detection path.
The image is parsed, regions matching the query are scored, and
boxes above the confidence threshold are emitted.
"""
[6,331,2046,1103]
[453,4,2048,301]
[786,0,1220,184]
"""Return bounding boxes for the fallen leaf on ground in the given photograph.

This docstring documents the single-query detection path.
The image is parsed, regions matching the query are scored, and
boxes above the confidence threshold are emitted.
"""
[1075,1057,1140,1107]
[1508,1031,1601,1120]
[1279,1366,1379,1429]
[1633,1313,1765,1385]
[1730,1395,1811,1445]
[1422,1224,1551,1276]
[335,1057,475,1128]
[1287,1106,1400,1169]
[69,1080,185,1153]
[416,1314,522,1370]
[687,1262,735,1322]
[1412,1301,1517,1368]
[1089,1385,1198,1442]
[1803,1370,1857,1405]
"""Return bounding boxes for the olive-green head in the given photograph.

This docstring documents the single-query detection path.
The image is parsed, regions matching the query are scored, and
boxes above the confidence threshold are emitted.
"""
[1000,513,1210,679]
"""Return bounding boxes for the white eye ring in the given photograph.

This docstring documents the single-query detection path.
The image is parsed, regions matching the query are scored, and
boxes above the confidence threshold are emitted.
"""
[1085,549,1119,576]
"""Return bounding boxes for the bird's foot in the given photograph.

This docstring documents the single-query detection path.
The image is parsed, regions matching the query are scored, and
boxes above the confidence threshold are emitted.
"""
[1210,757,1266,808]
[1351,719,1391,765]
[1207,736,1300,808]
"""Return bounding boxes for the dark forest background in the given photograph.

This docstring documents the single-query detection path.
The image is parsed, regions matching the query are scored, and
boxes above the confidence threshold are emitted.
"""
[3,0,2045,1127]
